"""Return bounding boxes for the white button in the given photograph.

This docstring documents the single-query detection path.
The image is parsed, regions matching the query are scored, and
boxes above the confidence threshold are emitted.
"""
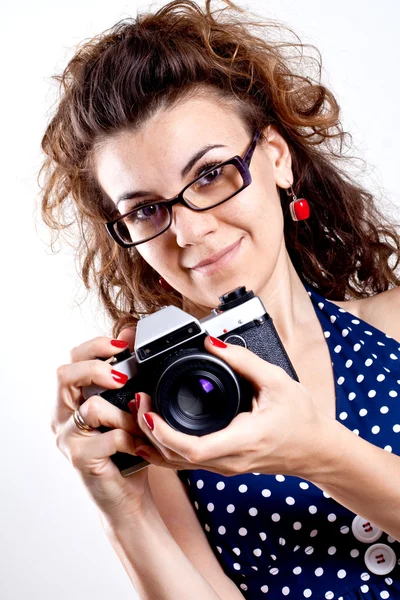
[364,543,396,575]
[351,515,382,543]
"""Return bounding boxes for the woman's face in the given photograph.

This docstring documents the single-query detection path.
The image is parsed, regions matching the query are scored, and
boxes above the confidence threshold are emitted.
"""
[94,92,293,315]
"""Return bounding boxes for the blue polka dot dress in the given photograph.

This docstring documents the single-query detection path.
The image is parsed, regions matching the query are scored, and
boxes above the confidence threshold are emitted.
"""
[177,285,400,599]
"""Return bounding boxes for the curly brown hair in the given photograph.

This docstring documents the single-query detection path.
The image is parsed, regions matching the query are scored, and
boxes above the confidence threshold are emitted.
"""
[39,0,400,337]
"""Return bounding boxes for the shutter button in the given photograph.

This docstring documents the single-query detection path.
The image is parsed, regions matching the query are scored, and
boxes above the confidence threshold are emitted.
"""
[351,515,382,543]
[364,543,396,575]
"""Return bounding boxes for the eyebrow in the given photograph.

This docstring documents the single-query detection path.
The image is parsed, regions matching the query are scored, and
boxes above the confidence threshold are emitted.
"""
[116,143,226,205]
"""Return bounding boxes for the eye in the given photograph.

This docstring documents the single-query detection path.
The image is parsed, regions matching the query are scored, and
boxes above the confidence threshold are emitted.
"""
[136,204,160,220]
[196,166,223,187]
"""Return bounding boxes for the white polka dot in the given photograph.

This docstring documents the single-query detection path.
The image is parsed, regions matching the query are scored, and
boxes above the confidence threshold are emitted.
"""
[360,572,370,581]
[380,406,389,414]
[384,445,393,452]
[340,525,350,534]
[194,501,199,510]
[318,302,324,309]
[360,585,369,593]
[368,389,376,398]
[261,585,269,593]
[357,374,364,383]
[365,358,373,366]
[337,376,345,385]
[293,522,302,530]
[346,359,353,368]
[239,527,247,536]
[359,408,368,417]
[253,548,262,557]
[286,496,295,505]
[328,513,337,522]
[334,344,342,353]
[348,392,356,400]
[196,479,204,489]
[249,507,258,516]
[252,566,259,571]
[342,329,349,337]
[339,411,348,420]
[315,567,324,577]
[238,484,248,493]
[310,529,318,537]
[216,481,225,490]
[354,343,361,352]
[380,591,389,599]
[270,567,279,575]
[309,505,317,514]
[294,545,301,552]
[279,537,286,546]
[218,526,226,535]
[233,562,241,570]
[389,390,398,397]
[276,474,285,482]
[262,489,271,497]
[390,353,398,360]
[216,546,222,553]
[205,524,210,531]
[330,315,337,323]
[350,549,360,557]
[353,429,360,435]
[299,482,309,490]
[207,503,214,512]
[393,424,400,433]
[385,577,393,585]
[303,589,312,598]
[351,319,360,324]
[328,546,336,555]
[271,513,281,522]
[323,491,331,499]
[377,374,386,382]
[337,569,346,579]
[233,547,241,555]
[240,583,248,591]
[227,504,235,513]
[365,330,373,336]
[325,593,334,600]
[282,587,290,596]
[259,532,267,541]
[305,546,314,555]
[378,341,385,346]
[253,472,260,476]
[293,566,302,575]
[387,535,395,543]
[371,425,380,434]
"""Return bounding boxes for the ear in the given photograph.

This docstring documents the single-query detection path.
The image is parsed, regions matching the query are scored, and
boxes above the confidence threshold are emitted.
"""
[261,125,293,189]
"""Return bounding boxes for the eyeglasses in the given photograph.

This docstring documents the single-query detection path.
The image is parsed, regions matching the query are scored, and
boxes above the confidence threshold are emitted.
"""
[105,130,261,247]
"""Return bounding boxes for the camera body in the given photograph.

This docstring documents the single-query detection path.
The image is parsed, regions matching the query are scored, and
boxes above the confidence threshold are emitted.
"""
[83,286,298,476]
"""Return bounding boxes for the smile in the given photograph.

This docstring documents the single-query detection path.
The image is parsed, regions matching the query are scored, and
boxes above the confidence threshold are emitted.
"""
[191,238,243,275]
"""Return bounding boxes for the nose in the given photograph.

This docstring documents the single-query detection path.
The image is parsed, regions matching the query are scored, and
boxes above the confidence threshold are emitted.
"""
[170,204,219,247]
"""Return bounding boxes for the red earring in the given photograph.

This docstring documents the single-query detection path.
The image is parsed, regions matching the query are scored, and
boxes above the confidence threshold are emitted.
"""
[286,187,310,221]
[158,277,175,293]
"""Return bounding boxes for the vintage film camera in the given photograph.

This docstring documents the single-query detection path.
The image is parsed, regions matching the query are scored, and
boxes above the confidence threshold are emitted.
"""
[83,286,298,476]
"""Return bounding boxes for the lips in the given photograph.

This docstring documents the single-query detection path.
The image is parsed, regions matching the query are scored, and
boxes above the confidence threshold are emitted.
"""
[190,239,242,270]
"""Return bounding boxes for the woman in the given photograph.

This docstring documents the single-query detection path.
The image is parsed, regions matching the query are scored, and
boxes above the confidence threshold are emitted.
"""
[40,0,400,598]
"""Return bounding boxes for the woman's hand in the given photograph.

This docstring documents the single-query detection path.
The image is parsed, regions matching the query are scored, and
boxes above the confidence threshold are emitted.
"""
[52,330,154,520]
[133,336,332,479]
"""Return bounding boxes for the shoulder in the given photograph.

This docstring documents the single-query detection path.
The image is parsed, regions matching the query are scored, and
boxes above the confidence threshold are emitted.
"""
[331,286,400,342]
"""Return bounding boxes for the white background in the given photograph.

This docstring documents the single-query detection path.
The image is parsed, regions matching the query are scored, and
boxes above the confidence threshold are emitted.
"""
[2,0,400,598]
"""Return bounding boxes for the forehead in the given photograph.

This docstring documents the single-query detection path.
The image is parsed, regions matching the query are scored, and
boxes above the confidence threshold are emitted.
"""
[93,93,248,202]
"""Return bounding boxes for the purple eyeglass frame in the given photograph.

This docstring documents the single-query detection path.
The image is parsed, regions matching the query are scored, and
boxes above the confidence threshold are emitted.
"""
[105,130,261,248]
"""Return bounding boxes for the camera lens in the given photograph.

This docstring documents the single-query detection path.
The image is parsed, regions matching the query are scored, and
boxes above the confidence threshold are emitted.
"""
[176,373,222,417]
[154,351,242,435]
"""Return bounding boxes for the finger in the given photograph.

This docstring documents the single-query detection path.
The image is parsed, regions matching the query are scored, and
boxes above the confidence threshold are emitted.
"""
[117,328,136,352]
[76,395,143,436]
[70,336,130,363]
[57,359,130,402]
[204,335,288,390]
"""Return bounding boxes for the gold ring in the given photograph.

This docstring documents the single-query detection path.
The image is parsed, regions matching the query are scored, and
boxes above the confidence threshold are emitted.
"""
[73,408,95,433]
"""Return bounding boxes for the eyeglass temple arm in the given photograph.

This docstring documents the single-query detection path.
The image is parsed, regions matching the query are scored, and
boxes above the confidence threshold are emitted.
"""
[243,130,262,165]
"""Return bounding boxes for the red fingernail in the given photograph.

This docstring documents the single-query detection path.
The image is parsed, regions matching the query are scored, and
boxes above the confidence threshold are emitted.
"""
[136,449,150,460]
[127,401,137,416]
[111,339,129,348]
[208,336,227,348]
[135,393,141,410]
[111,369,129,384]
[143,413,154,431]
